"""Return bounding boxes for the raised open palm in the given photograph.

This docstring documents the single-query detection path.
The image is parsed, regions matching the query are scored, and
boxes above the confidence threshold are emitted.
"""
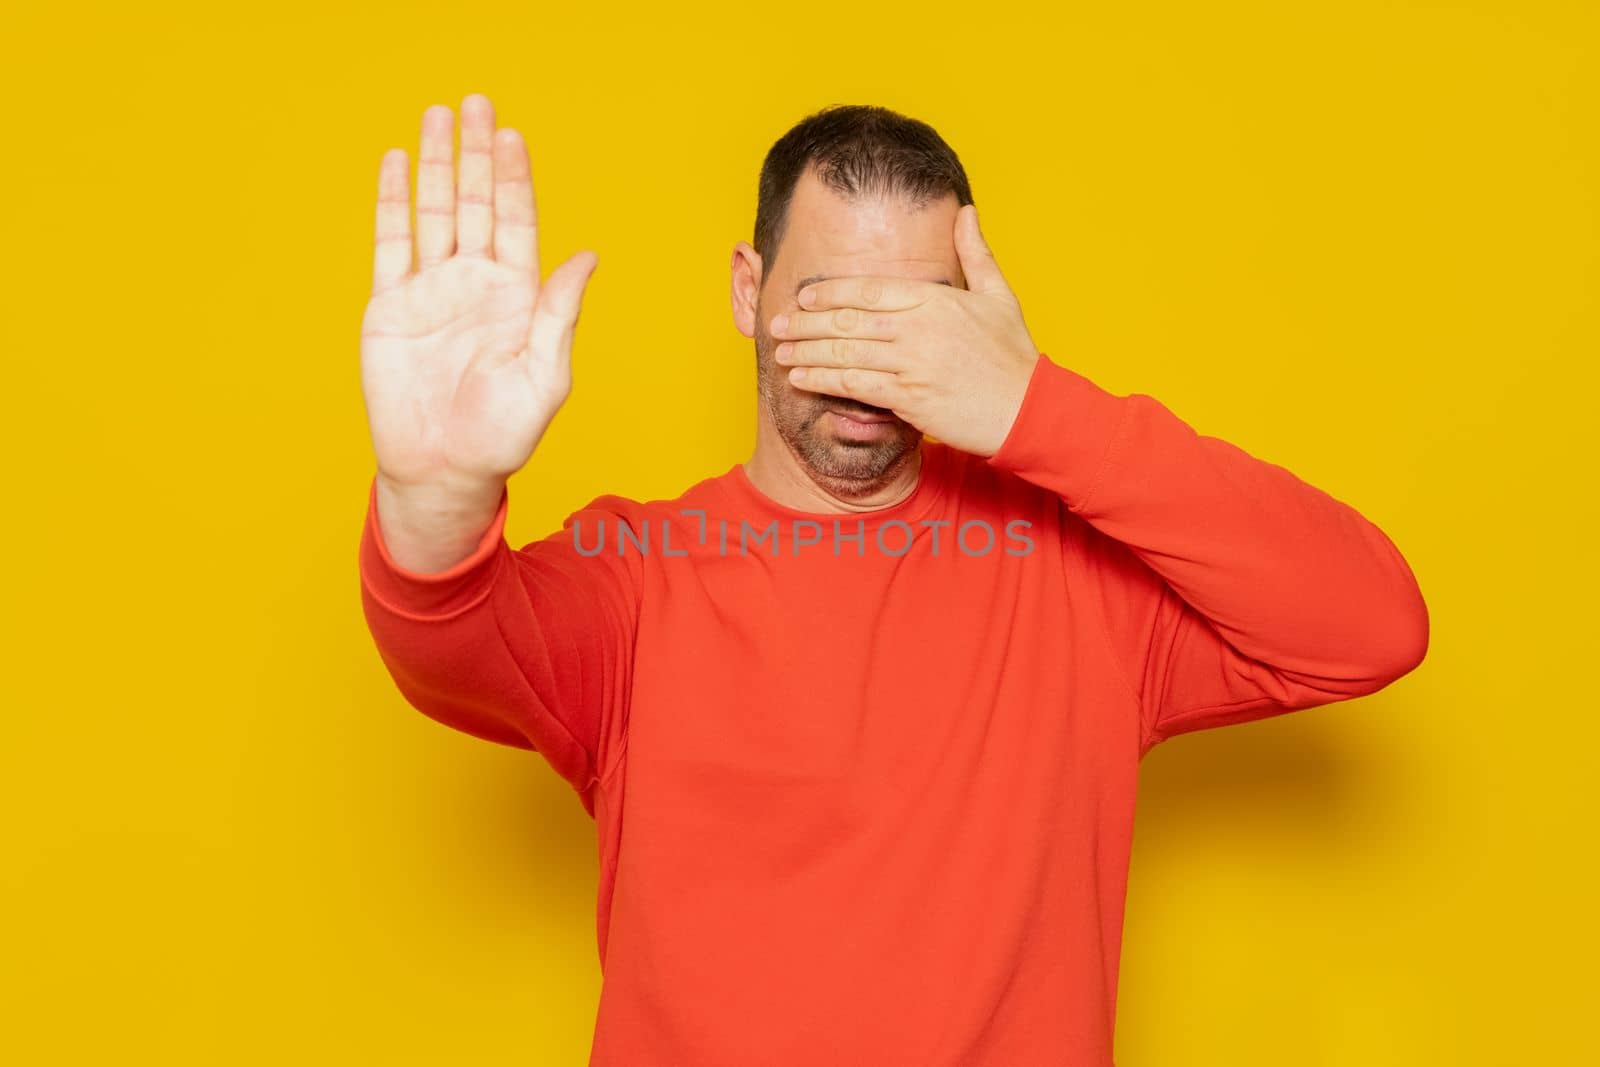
[360,94,597,493]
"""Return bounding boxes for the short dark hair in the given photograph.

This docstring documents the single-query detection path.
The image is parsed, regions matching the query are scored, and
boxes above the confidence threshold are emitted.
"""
[753,104,974,276]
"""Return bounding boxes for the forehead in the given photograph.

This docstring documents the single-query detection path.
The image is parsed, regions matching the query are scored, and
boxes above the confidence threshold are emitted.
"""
[775,166,960,287]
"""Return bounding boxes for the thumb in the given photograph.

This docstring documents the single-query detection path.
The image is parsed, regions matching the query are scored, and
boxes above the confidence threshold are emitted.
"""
[955,204,1009,295]
[528,249,599,358]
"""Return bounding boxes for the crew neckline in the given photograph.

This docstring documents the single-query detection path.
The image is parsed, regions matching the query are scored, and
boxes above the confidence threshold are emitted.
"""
[722,440,951,525]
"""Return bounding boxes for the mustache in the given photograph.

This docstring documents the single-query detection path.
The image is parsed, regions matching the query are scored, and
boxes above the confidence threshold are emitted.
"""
[818,394,894,418]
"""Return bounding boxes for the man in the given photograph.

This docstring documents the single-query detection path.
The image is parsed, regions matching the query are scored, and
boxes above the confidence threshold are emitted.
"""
[357,93,1428,1065]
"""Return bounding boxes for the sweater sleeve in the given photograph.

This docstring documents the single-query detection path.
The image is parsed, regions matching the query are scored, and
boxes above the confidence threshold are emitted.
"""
[357,476,643,814]
[986,353,1429,756]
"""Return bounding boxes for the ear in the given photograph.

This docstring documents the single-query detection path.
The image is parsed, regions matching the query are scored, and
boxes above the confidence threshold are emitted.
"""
[731,241,764,339]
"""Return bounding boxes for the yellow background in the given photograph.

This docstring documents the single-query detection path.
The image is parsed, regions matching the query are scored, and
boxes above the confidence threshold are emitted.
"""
[4,1,1595,1063]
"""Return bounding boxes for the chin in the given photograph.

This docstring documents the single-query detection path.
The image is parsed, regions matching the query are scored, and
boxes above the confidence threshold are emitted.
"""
[797,428,920,487]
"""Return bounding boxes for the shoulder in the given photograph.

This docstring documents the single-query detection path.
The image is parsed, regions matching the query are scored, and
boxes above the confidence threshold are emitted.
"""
[530,465,745,573]
[931,438,1060,521]
[557,463,740,526]
[936,440,1152,582]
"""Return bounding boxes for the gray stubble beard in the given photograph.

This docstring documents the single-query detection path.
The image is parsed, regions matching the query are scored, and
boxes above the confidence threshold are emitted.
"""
[753,334,921,499]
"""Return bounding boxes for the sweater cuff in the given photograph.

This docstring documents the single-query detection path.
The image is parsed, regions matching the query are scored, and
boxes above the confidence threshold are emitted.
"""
[358,476,510,621]
[985,353,1131,512]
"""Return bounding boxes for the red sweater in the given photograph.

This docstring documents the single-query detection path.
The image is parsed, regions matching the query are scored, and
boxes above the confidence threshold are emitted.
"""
[358,353,1428,1065]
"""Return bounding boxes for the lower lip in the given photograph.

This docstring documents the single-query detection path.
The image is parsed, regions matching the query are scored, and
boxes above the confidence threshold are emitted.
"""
[826,410,895,440]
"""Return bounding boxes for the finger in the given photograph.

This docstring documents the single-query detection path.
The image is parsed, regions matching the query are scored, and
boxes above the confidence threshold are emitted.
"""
[770,305,898,342]
[527,250,600,361]
[797,275,934,312]
[456,94,495,257]
[774,336,903,372]
[956,204,1010,294]
[492,127,538,277]
[372,148,412,291]
[415,104,455,266]
[787,365,902,408]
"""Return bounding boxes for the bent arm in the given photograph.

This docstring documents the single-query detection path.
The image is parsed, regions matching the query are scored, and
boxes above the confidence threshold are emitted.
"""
[988,354,1429,752]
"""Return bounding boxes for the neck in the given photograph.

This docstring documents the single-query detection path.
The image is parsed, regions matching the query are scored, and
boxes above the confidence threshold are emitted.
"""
[744,410,922,514]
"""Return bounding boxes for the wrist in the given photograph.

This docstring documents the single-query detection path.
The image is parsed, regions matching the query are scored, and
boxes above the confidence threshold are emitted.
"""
[973,351,1045,458]
[373,472,507,575]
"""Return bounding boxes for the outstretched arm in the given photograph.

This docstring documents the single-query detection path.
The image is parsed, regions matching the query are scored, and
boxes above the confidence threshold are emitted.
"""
[360,480,641,813]
[355,95,631,805]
